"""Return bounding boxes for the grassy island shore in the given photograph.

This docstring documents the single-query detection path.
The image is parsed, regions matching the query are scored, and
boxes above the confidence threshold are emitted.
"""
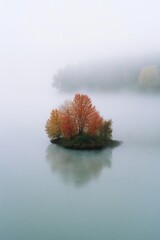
[51,135,121,150]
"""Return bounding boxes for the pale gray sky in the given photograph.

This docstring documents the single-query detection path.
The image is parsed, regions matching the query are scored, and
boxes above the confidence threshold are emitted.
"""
[0,0,160,97]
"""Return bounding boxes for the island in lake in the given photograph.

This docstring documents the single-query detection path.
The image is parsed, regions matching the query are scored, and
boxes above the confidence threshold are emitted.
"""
[45,93,121,150]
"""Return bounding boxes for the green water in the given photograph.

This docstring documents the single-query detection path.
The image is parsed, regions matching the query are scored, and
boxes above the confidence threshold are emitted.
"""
[0,93,160,240]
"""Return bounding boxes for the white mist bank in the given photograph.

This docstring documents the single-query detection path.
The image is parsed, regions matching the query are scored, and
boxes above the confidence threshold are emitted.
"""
[53,56,160,93]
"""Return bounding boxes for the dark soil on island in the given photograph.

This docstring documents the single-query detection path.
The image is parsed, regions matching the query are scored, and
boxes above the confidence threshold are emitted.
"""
[50,135,121,150]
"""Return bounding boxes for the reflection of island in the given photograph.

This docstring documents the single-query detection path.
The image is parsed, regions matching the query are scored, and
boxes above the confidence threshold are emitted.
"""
[46,144,112,187]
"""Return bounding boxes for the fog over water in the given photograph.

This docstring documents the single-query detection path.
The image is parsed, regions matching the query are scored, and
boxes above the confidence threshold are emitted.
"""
[0,0,160,239]
[53,55,160,92]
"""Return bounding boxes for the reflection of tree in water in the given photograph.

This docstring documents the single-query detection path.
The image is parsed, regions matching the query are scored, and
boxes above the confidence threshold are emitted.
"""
[46,144,112,187]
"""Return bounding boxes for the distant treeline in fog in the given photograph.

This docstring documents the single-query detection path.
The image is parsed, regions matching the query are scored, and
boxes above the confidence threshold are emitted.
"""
[53,55,160,93]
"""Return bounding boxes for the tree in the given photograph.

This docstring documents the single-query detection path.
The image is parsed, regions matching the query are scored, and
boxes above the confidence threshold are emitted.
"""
[99,120,112,140]
[87,111,103,136]
[45,93,112,141]
[45,109,61,139]
[72,93,102,135]
[60,101,78,139]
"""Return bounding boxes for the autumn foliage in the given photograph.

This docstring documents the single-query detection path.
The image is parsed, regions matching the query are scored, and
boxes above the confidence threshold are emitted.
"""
[45,109,61,139]
[45,94,112,140]
[60,101,77,139]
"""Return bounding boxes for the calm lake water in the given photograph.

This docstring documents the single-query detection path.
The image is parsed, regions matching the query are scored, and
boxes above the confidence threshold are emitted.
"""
[0,92,160,240]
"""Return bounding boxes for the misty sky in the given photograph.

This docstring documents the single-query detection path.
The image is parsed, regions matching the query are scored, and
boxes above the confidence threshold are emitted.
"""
[0,0,160,100]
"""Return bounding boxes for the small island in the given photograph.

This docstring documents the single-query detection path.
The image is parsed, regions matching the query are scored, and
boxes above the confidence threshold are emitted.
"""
[45,93,121,150]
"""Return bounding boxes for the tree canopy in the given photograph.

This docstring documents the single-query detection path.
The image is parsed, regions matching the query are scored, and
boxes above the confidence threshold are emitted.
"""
[45,93,112,141]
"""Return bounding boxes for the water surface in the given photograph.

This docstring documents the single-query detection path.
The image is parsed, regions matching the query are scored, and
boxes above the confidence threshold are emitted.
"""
[0,92,160,240]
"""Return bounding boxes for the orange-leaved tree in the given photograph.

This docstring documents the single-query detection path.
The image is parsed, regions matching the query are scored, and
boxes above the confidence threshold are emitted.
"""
[87,111,103,136]
[45,109,61,139]
[60,101,78,139]
[72,94,102,136]
[45,93,112,140]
